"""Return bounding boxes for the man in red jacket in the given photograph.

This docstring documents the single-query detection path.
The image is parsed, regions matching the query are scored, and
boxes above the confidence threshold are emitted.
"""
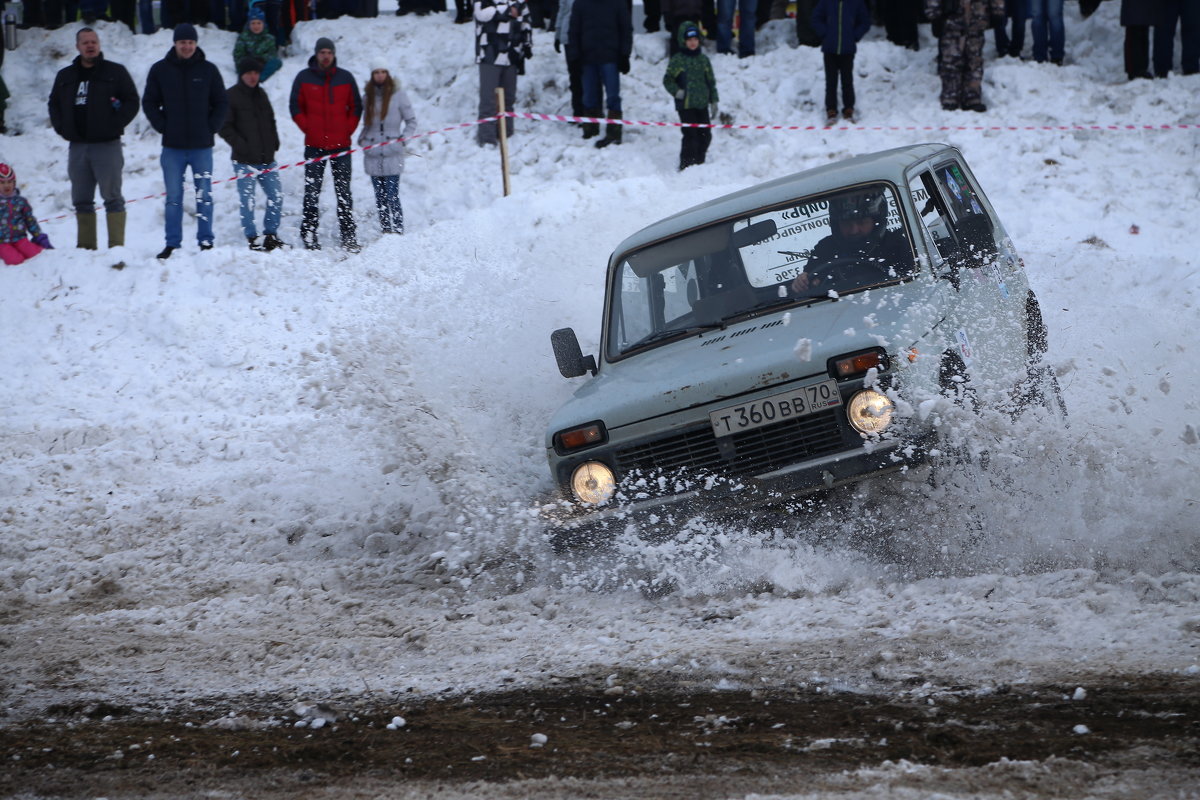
[289,37,362,252]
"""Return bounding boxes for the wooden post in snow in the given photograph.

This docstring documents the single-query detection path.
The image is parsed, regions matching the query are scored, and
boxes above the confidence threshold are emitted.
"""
[496,87,511,197]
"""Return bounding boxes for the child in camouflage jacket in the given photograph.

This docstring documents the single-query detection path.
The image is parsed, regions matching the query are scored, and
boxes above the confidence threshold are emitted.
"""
[663,21,718,171]
[234,5,282,82]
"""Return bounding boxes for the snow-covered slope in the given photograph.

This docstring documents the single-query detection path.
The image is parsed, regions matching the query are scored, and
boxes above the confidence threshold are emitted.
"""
[0,2,1197,721]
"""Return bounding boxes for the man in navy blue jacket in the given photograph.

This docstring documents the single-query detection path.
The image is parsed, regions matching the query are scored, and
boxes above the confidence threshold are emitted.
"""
[812,0,871,124]
[568,0,631,148]
[142,23,229,260]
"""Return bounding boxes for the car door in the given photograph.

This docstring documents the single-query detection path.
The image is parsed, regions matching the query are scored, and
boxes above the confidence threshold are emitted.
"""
[905,157,1028,398]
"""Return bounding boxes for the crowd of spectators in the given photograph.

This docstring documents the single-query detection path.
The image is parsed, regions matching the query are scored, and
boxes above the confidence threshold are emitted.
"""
[6,1,1197,84]
[0,0,1193,261]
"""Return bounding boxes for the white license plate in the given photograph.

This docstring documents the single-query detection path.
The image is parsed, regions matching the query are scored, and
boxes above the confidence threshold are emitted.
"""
[709,379,842,437]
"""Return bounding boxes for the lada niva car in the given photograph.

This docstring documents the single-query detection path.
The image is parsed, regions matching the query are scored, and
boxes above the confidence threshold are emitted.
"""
[545,144,1058,542]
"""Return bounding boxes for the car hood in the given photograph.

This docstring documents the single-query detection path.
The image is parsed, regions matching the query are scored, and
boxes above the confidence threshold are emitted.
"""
[547,282,948,438]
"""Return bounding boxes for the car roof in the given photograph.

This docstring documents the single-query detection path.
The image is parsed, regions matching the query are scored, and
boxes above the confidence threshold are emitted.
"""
[611,143,956,260]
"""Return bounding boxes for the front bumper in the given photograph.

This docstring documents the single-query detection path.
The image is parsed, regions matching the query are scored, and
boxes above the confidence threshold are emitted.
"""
[543,437,927,534]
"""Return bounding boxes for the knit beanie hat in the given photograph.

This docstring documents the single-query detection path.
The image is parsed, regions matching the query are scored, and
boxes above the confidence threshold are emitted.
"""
[237,56,264,76]
[683,23,700,39]
[0,163,13,181]
[173,22,198,41]
[314,37,335,54]
[248,4,265,21]
[369,59,389,74]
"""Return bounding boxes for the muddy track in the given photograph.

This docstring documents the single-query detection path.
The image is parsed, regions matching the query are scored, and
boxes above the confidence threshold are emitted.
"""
[3,674,1198,798]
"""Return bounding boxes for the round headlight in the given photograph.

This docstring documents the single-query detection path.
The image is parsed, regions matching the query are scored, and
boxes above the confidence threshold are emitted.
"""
[570,461,616,506]
[847,389,895,435]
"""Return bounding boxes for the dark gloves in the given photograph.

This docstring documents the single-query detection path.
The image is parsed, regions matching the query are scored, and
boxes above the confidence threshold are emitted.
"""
[619,55,630,74]
[931,18,944,38]
[33,233,53,249]
[521,42,532,60]
[554,39,561,53]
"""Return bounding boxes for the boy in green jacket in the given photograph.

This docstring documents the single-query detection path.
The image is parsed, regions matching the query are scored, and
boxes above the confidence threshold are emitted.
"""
[663,21,718,171]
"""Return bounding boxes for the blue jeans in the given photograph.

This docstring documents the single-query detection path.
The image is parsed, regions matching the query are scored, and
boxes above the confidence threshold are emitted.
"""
[716,0,757,56]
[1028,0,1064,62]
[161,147,214,248]
[233,161,282,238]
[370,175,403,233]
[582,62,622,114]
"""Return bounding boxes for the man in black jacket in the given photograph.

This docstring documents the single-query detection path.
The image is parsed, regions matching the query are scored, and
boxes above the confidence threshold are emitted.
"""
[220,57,286,252]
[141,23,229,260]
[48,28,139,250]
[569,0,632,148]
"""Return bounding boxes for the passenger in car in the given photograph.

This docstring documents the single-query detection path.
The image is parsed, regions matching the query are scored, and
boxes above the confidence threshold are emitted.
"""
[790,187,915,294]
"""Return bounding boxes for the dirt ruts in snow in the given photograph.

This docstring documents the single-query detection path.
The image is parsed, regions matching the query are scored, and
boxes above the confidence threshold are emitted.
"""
[2,677,1196,799]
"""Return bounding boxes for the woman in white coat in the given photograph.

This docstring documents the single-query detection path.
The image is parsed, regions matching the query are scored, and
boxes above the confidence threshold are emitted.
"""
[359,64,418,234]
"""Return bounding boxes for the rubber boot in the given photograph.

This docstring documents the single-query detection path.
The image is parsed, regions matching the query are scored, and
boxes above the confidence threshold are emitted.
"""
[581,107,601,139]
[106,211,126,248]
[594,120,623,148]
[77,212,98,250]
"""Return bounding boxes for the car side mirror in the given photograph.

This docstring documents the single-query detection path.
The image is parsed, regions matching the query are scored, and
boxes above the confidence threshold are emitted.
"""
[551,327,597,378]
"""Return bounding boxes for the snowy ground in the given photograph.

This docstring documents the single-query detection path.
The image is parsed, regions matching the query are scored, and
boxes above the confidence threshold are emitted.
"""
[0,2,1198,796]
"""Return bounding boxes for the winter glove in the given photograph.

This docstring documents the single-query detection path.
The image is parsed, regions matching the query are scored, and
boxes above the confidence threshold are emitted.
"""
[32,233,53,250]
[619,55,630,74]
[931,18,944,38]
[554,39,561,53]
[674,89,686,100]
[521,42,532,61]
[709,102,718,119]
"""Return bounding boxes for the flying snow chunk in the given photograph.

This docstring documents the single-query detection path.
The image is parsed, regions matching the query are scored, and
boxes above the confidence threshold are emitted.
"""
[793,338,813,362]
[1073,724,1090,735]
[530,733,548,748]
[387,716,407,730]
[1072,687,1087,701]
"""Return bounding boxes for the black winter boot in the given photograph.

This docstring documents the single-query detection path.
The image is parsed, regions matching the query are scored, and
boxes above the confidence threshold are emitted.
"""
[594,121,623,148]
[581,108,601,139]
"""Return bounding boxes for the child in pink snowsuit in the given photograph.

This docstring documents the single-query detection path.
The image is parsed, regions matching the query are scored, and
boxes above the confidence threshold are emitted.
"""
[0,162,52,265]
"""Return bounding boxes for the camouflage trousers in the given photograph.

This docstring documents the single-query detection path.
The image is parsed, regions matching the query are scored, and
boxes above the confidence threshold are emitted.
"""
[937,25,986,107]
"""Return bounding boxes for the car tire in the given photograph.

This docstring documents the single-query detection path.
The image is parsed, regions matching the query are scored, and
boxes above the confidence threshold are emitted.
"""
[1017,291,1069,419]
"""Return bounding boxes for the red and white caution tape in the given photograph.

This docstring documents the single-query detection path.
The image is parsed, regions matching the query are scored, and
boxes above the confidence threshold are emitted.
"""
[36,115,505,223]
[512,110,1200,133]
[37,110,1196,224]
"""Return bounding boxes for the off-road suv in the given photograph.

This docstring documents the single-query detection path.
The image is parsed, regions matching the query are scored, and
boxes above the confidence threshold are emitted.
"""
[545,144,1060,542]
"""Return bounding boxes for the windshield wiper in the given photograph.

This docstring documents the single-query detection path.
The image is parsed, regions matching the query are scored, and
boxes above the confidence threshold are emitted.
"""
[626,323,727,351]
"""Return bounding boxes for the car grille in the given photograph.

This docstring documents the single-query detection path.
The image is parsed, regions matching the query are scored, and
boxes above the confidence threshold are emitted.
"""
[615,409,847,480]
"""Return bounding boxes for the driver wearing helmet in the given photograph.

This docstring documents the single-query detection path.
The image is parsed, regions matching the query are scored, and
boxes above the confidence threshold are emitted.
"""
[791,186,914,294]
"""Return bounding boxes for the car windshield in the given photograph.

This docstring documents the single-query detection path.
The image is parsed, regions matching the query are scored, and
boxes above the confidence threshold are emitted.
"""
[606,182,916,360]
